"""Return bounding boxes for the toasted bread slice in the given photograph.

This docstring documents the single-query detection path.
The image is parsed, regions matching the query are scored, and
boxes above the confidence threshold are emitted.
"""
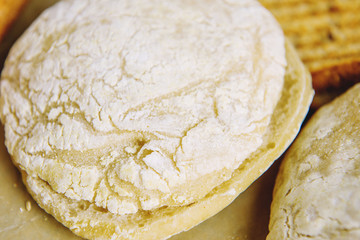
[260,0,360,107]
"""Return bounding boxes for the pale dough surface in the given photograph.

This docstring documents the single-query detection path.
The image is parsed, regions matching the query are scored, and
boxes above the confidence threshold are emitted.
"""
[0,39,313,240]
[0,0,315,239]
[268,84,360,240]
[0,124,279,240]
[0,0,285,216]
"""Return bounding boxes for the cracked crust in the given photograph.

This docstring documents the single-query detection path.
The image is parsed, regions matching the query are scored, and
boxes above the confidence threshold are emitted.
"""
[4,39,313,240]
[268,84,360,240]
[0,0,313,239]
[1,0,286,215]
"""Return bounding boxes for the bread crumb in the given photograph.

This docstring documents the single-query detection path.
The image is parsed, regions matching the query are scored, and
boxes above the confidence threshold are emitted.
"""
[26,201,32,211]
[221,188,236,196]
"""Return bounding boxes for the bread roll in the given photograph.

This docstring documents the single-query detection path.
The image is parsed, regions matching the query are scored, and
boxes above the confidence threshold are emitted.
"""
[268,83,360,240]
[0,0,313,239]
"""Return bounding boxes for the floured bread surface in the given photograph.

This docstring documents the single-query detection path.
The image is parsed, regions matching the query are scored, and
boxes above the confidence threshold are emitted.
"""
[0,0,296,239]
[1,0,285,214]
[268,83,360,240]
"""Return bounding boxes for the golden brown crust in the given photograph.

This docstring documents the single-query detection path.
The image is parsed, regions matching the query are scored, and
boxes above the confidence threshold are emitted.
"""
[311,61,360,107]
[0,0,28,42]
[311,60,360,91]
[259,0,360,107]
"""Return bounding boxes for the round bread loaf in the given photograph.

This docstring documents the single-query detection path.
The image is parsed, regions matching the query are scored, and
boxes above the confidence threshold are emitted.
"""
[268,83,360,240]
[0,0,313,239]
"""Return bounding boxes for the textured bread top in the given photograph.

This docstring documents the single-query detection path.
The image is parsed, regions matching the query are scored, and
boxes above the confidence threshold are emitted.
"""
[0,0,285,217]
[268,83,360,239]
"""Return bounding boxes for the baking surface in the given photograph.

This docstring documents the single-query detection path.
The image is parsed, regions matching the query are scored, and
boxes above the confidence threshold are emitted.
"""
[0,0,279,239]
